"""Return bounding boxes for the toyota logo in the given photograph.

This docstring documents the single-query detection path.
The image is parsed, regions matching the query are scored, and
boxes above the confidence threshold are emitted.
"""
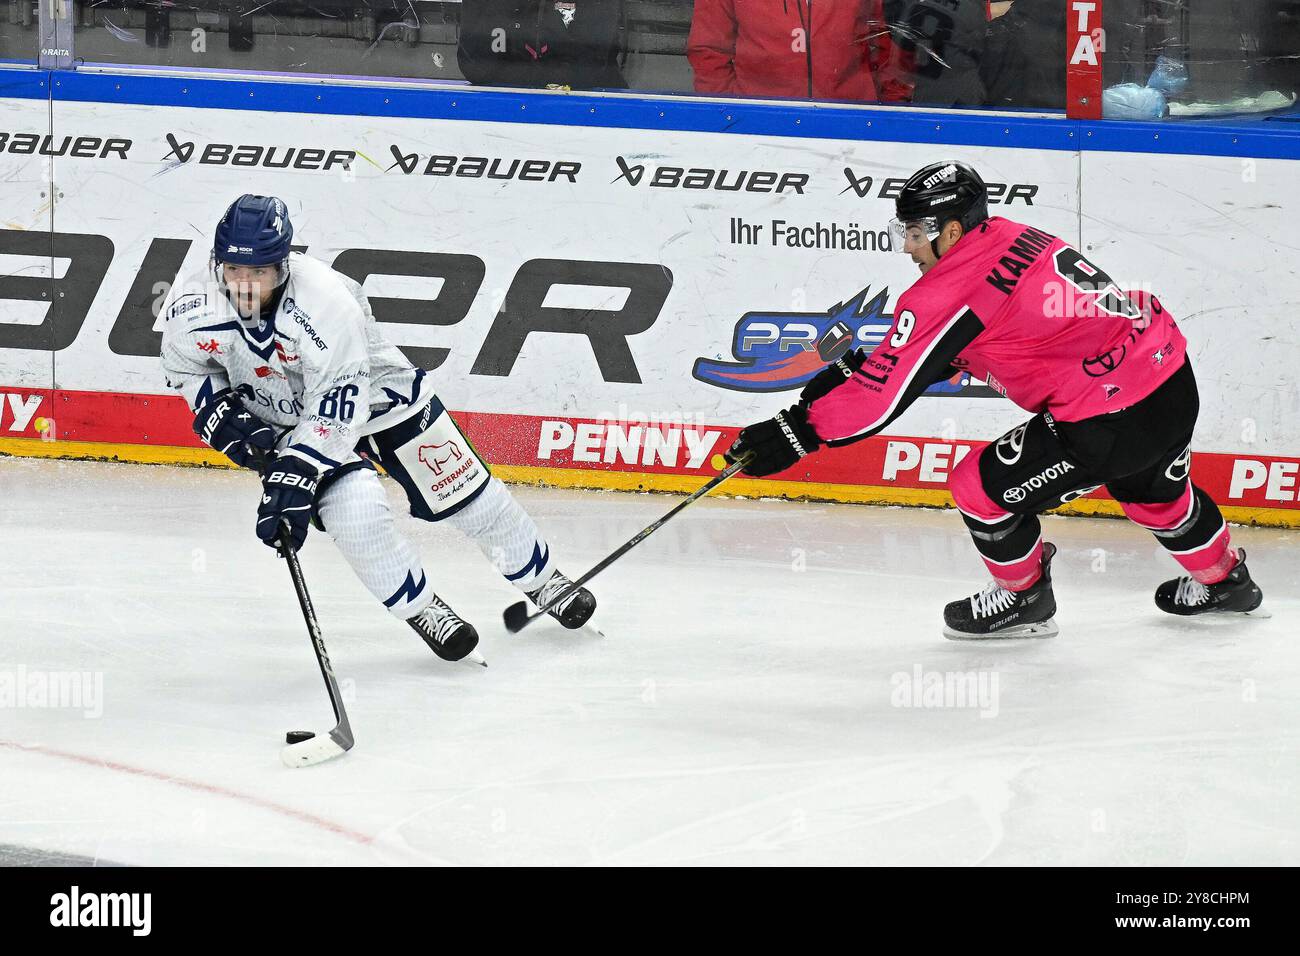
[996,423,1029,465]
[1003,486,1027,504]
[1083,346,1126,377]
[1060,484,1102,504]
[1164,446,1192,482]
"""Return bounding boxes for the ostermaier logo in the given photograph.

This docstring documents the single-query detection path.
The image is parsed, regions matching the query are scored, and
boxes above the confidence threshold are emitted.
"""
[418,440,463,477]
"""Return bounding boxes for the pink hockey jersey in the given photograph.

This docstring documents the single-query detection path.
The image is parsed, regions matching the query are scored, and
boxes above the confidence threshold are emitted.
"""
[808,217,1188,445]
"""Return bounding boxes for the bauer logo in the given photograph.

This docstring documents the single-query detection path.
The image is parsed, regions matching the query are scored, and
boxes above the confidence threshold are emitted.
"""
[160,133,354,172]
[613,156,808,194]
[691,285,995,395]
[839,167,1038,205]
[0,132,131,159]
[386,146,581,182]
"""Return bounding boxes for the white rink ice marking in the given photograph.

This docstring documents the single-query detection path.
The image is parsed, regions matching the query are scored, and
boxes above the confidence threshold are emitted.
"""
[0,457,1296,865]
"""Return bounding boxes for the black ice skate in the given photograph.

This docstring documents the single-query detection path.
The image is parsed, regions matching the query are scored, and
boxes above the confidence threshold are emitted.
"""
[944,542,1059,640]
[527,571,597,630]
[408,596,485,665]
[1155,549,1267,617]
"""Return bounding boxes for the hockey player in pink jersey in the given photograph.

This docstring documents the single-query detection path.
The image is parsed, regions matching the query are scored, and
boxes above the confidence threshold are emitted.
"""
[726,160,1266,639]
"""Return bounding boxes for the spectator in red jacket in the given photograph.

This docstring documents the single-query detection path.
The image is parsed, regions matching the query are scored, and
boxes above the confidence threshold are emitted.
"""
[688,0,909,102]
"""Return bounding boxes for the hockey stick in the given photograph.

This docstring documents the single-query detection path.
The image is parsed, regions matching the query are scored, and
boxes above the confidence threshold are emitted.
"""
[503,453,753,633]
[246,445,354,766]
[276,525,355,768]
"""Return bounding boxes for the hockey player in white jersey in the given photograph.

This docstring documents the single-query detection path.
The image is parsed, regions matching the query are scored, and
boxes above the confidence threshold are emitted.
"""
[160,195,595,663]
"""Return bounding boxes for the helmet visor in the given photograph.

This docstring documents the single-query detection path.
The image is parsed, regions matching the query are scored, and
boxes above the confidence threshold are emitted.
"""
[888,216,942,253]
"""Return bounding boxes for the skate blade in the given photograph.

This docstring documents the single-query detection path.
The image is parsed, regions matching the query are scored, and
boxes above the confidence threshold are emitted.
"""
[943,619,1059,641]
[461,649,488,668]
[1244,602,1272,619]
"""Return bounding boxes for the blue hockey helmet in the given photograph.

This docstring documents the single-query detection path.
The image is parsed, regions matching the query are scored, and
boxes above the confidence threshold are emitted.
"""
[213,195,293,268]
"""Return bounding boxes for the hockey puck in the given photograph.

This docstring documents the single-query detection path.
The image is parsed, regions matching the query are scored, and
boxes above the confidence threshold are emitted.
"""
[285,730,316,745]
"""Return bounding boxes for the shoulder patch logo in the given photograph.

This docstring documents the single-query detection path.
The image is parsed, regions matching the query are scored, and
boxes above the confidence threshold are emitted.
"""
[418,440,463,476]
[166,293,207,322]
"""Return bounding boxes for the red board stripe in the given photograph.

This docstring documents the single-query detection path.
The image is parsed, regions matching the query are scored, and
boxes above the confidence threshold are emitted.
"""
[3,384,1298,512]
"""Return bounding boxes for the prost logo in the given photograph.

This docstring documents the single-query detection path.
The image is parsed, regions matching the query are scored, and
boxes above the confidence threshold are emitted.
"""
[692,285,993,396]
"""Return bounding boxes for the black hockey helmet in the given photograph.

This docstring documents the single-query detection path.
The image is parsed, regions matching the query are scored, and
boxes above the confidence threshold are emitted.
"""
[888,160,989,254]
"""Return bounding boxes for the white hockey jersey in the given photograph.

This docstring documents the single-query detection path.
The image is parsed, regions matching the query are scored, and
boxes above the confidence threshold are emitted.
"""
[160,253,427,471]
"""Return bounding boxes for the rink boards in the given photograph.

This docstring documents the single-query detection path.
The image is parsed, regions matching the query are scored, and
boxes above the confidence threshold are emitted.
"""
[1,69,1298,526]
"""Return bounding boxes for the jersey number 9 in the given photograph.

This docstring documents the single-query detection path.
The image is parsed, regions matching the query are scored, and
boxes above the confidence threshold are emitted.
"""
[890,310,917,348]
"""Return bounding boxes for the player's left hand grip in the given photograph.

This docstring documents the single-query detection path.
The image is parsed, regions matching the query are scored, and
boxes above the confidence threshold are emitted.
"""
[193,390,277,471]
[725,407,821,478]
[256,458,320,553]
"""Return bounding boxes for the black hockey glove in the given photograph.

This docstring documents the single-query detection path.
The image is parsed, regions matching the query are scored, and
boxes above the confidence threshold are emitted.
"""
[193,389,277,471]
[798,348,867,409]
[725,405,821,478]
[256,456,320,553]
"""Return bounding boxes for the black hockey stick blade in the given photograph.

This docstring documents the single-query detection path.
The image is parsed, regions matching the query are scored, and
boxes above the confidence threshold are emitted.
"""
[502,599,533,634]
[503,453,752,634]
[281,725,353,768]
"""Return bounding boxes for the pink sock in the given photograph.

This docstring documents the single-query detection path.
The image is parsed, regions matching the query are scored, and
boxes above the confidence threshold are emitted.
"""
[1121,491,1236,585]
[983,537,1045,591]
[1182,531,1236,584]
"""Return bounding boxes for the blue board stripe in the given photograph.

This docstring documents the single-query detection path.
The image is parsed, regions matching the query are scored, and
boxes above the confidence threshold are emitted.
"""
[1,66,1297,161]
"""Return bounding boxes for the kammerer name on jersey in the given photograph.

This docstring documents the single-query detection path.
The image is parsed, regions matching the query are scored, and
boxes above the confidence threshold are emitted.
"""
[160,252,427,472]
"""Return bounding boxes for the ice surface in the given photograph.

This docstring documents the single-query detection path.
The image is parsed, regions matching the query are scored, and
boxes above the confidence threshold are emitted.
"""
[1,458,1296,865]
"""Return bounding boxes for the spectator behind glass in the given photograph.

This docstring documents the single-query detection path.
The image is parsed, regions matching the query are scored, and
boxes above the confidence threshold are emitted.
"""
[981,0,1067,110]
[457,0,627,90]
[881,0,1011,107]
[688,0,911,102]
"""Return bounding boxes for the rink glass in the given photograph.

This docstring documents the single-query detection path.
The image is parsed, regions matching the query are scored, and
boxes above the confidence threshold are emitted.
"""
[2,2,1287,121]
[1,0,37,65]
